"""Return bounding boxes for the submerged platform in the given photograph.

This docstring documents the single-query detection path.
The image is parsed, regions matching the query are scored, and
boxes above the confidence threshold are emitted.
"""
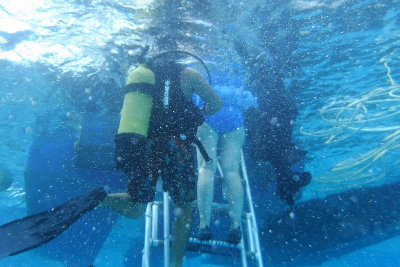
[263,181,400,266]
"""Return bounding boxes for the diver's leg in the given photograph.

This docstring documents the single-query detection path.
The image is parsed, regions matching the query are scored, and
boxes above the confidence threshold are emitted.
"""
[219,127,245,230]
[164,136,197,266]
[171,202,193,267]
[101,154,155,219]
[100,193,147,219]
[109,132,152,218]
[196,123,218,229]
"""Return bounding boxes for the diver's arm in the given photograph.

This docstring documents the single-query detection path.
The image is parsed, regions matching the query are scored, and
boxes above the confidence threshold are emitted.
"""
[181,67,222,116]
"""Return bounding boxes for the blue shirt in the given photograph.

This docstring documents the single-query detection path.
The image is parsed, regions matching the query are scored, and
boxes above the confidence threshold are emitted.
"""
[194,85,257,133]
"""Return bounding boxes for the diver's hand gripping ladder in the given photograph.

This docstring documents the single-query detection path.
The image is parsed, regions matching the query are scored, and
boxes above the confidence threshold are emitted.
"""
[141,150,264,267]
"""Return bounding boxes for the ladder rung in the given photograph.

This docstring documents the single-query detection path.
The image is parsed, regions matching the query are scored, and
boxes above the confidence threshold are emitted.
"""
[152,238,243,257]
[192,201,231,214]
[150,240,163,247]
[187,238,241,257]
[194,172,223,179]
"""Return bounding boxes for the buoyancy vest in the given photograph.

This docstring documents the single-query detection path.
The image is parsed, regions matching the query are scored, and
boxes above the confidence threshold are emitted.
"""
[124,61,204,140]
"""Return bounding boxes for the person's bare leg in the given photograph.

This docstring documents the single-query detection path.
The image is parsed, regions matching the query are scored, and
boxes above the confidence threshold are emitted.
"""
[196,123,218,229]
[224,171,243,228]
[197,167,215,229]
[220,127,245,229]
[100,193,147,219]
[172,202,193,267]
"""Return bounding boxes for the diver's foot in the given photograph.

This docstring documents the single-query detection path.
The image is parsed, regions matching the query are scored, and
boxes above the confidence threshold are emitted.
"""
[278,190,295,206]
[226,227,242,244]
[197,226,212,241]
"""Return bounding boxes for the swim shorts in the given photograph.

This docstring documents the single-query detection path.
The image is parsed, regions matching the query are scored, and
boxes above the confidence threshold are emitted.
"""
[126,136,196,205]
[205,104,244,133]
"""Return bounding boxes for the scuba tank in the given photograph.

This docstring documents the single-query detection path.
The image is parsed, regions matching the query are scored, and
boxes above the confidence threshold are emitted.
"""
[115,49,213,172]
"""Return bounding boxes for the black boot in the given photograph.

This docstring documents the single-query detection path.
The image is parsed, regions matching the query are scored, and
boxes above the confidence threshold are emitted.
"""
[226,227,242,244]
[197,226,212,241]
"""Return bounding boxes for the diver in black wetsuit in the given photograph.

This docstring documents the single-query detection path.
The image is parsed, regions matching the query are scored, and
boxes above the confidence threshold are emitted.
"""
[234,39,312,205]
[0,51,222,267]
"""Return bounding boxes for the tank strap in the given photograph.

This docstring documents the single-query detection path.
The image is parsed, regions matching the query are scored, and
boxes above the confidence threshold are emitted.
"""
[125,83,155,95]
[192,137,212,165]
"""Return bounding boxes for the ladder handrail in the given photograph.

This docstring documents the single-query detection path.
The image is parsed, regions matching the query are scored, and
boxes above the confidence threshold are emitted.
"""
[240,227,249,267]
[142,202,153,267]
[241,151,264,267]
[216,159,249,267]
[163,192,170,267]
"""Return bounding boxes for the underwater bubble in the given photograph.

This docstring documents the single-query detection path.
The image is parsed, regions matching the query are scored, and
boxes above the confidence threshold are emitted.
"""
[270,117,278,125]
[228,210,234,218]
[25,127,33,133]
[289,212,295,220]
[349,195,358,203]
[173,207,183,217]
[66,112,72,117]
[29,97,37,105]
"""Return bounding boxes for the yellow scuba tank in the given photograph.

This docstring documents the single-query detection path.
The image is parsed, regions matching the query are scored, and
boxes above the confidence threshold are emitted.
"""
[118,64,154,137]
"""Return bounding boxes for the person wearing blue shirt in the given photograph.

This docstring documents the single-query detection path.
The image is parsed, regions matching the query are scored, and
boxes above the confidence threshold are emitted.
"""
[194,84,257,244]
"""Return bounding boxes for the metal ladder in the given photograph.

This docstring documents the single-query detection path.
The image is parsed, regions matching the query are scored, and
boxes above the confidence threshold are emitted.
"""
[141,150,264,267]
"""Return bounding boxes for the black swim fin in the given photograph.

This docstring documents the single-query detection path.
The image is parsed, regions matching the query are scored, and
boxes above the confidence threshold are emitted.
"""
[0,187,107,259]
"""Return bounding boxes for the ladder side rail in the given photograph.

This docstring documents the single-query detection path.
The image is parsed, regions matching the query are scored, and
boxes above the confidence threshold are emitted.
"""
[240,150,264,267]
[142,202,153,267]
[245,214,256,254]
[163,192,171,267]
[240,228,249,267]
[218,155,251,267]
[152,203,159,241]
[216,160,224,178]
